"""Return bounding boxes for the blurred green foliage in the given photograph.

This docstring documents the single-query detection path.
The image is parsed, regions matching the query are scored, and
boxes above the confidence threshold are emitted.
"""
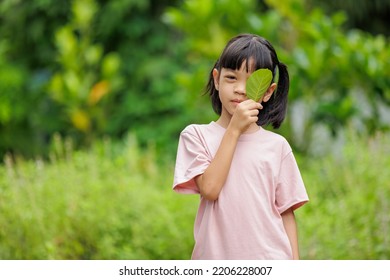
[0,0,70,157]
[0,0,183,158]
[299,129,390,259]
[0,0,389,158]
[0,0,389,260]
[0,129,389,259]
[0,134,197,259]
[164,0,390,153]
[310,0,390,36]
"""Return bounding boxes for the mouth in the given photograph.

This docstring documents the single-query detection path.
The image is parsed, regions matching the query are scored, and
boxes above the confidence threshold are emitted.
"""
[231,99,243,104]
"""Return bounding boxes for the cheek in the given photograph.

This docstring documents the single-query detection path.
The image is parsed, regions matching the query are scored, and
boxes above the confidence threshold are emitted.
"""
[218,89,232,108]
[218,83,231,94]
[217,85,228,99]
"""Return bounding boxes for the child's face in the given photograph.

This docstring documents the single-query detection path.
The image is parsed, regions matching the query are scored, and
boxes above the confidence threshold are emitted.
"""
[213,61,253,117]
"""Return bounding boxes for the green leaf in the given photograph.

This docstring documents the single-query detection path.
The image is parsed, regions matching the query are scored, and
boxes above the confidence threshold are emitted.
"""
[246,68,273,102]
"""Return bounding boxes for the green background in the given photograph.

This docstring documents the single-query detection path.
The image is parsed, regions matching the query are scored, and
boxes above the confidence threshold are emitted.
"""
[0,0,389,259]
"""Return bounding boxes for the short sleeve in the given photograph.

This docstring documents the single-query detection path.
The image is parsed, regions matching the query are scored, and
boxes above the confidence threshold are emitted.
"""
[275,150,309,214]
[172,127,211,194]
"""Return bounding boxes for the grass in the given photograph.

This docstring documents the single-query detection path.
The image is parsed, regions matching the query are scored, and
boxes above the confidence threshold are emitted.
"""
[0,134,198,259]
[0,130,389,259]
[298,130,390,259]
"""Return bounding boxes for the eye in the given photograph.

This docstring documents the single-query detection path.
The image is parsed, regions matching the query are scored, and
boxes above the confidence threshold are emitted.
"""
[224,75,236,81]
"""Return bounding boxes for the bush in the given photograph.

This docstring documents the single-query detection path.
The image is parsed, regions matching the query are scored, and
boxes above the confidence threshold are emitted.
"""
[0,0,185,159]
[0,134,198,259]
[0,130,389,259]
[298,129,390,259]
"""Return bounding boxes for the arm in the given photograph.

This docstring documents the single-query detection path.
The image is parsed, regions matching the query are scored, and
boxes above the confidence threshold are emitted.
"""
[195,100,261,201]
[281,208,300,260]
[195,128,240,200]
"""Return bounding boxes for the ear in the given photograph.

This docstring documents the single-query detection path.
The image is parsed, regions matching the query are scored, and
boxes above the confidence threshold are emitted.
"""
[212,68,219,91]
[262,83,277,103]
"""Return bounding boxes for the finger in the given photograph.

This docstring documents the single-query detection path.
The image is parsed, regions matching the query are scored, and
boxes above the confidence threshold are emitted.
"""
[250,116,259,123]
[248,100,263,110]
[250,109,260,117]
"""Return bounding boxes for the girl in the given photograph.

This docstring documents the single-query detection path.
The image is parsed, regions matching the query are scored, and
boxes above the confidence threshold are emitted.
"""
[172,34,309,260]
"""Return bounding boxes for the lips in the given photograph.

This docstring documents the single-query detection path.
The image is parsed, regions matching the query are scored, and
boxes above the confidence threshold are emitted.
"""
[231,99,244,105]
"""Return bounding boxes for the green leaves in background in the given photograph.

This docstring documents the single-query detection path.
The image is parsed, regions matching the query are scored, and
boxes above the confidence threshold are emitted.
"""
[1,129,389,259]
[166,0,390,154]
[0,0,389,158]
[246,68,273,102]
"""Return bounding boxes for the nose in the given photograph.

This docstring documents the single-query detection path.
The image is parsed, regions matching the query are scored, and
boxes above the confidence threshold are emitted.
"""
[234,81,246,96]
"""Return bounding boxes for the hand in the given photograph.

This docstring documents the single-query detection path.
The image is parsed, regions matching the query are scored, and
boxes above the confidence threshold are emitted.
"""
[228,100,263,134]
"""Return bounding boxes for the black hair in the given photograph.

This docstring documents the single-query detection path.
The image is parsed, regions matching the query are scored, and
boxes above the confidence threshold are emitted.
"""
[205,33,289,129]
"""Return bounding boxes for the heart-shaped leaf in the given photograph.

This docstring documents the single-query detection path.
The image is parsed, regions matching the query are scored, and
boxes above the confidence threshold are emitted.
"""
[246,68,273,102]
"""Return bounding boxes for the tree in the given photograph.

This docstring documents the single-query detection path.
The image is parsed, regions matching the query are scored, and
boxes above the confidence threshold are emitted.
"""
[164,0,390,154]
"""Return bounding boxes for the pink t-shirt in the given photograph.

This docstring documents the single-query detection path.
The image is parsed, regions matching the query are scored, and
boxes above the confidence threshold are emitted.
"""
[173,121,308,260]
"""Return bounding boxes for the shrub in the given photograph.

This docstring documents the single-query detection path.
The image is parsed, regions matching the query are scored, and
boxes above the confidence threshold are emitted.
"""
[298,129,390,259]
[0,134,198,259]
[0,130,389,259]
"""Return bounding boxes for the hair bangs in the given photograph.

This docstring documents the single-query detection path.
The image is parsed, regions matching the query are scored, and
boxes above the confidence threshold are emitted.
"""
[248,40,273,72]
[218,36,273,72]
